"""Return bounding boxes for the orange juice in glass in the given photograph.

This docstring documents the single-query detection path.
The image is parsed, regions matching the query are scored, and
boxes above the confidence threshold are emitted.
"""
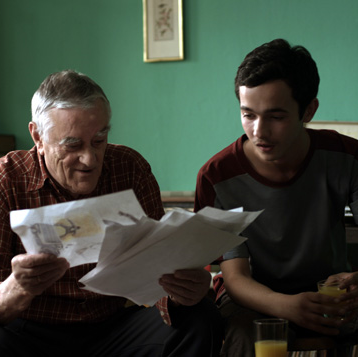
[254,319,288,357]
[255,340,287,357]
[317,279,347,318]
[318,279,346,298]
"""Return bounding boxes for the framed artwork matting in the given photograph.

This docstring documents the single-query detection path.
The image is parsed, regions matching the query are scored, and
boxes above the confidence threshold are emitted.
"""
[143,0,184,62]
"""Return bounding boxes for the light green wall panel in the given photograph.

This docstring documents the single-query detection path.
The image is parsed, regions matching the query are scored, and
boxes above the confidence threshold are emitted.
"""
[1,0,358,191]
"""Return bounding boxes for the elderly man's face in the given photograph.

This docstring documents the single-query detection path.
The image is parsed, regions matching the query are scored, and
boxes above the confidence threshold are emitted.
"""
[36,99,109,197]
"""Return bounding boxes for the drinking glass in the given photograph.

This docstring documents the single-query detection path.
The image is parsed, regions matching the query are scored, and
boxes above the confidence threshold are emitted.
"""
[254,318,288,357]
[317,279,347,319]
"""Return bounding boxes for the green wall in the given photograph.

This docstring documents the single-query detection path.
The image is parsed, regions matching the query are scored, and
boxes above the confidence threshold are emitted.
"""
[1,0,358,191]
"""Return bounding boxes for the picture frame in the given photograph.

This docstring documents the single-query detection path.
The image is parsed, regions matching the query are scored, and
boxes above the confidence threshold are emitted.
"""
[143,0,184,62]
[306,121,358,138]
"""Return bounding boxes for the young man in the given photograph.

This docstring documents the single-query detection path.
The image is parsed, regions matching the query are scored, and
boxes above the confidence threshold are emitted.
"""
[0,70,224,356]
[194,39,358,356]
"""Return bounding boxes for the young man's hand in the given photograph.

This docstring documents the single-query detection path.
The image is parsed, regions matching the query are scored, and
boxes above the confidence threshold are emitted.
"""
[159,268,211,306]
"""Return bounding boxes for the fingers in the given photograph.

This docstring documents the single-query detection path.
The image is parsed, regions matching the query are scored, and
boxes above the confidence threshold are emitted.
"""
[159,268,211,306]
[301,308,340,335]
[318,278,358,318]
[306,293,352,334]
[329,272,358,290]
[288,293,343,336]
[13,253,57,267]
[313,292,348,319]
[307,319,340,336]
[11,253,69,295]
[159,269,211,293]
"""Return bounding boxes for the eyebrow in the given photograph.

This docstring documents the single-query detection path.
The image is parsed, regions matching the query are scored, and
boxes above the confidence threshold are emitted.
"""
[59,137,81,145]
[240,105,288,113]
[59,125,111,145]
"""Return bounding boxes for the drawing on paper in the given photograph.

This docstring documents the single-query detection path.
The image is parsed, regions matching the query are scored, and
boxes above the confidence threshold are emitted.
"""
[29,215,102,255]
[154,0,174,41]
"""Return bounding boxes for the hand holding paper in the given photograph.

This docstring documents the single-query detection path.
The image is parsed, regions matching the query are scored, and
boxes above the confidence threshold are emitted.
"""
[159,268,213,307]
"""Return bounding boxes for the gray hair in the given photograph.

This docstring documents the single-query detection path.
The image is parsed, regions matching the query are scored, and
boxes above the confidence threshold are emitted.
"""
[31,70,112,140]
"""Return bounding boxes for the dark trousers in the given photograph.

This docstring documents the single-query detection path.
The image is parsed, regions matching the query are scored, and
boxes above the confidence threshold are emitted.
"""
[0,298,224,357]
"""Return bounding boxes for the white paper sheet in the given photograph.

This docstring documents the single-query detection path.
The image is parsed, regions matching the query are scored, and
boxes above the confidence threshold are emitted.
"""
[10,189,262,306]
[10,190,145,267]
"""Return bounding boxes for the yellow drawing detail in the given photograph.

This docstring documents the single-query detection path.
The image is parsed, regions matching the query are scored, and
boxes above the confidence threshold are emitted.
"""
[54,215,102,241]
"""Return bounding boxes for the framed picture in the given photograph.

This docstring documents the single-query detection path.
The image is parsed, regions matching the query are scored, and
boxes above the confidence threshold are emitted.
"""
[143,0,184,62]
[306,121,358,138]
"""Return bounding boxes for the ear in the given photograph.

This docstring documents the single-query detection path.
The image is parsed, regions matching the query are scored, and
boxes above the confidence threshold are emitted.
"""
[302,98,319,124]
[29,122,44,155]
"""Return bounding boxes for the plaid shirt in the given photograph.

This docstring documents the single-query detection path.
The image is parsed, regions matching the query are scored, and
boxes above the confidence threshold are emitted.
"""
[0,144,171,325]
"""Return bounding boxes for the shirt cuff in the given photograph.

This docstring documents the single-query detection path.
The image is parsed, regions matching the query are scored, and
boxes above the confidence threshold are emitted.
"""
[155,296,171,326]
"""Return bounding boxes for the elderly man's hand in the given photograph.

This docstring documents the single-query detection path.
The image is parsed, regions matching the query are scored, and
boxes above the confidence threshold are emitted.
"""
[159,268,212,306]
[0,253,69,324]
[11,253,69,296]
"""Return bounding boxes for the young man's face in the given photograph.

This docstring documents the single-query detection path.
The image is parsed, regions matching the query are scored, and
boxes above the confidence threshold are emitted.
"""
[35,99,109,197]
[239,80,312,166]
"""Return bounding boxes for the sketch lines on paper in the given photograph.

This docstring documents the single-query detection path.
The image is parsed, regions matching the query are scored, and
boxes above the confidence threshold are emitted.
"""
[30,215,102,256]
[154,0,174,41]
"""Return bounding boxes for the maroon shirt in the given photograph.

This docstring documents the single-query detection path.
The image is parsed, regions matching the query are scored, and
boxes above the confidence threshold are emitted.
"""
[0,144,171,325]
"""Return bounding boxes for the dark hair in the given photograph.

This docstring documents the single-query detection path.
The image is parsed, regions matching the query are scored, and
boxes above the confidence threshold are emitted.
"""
[235,39,320,118]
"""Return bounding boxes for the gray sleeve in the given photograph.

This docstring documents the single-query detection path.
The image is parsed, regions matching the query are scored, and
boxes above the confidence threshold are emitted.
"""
[223,241,250,260]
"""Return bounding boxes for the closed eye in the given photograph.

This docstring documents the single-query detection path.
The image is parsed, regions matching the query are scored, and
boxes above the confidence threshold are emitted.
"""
[92,139,106,147]
[64,143,81,151]
[242,112,256,120]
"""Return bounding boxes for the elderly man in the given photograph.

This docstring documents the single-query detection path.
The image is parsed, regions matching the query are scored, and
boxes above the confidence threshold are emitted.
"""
[0,70,223,356]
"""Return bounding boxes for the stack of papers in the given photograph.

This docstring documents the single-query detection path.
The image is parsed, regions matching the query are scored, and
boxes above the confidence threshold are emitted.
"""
[10,189,261,305]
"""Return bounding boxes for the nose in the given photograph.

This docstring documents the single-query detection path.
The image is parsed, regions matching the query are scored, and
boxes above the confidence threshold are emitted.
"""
[253,118,269,138]
[79,147,97,167]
